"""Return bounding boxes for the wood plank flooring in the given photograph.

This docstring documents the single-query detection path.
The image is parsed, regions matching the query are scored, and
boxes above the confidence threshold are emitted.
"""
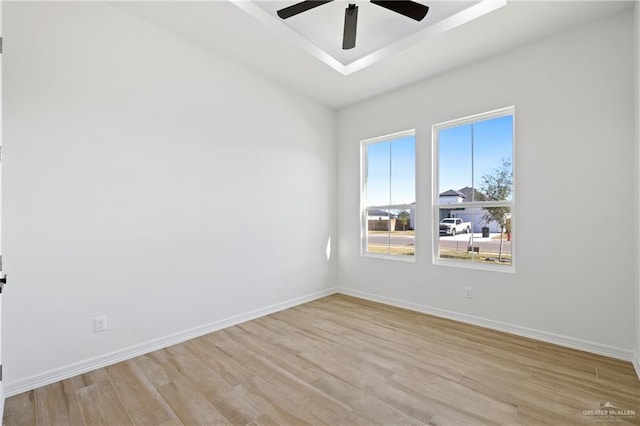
[4,294,640,425]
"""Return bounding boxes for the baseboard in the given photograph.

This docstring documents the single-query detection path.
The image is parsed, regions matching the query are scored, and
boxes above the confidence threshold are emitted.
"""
[633,354,640,381]
[336,287,636,363]
[3,287,338,397]
[0,382,5,423]
[4,285,635,397]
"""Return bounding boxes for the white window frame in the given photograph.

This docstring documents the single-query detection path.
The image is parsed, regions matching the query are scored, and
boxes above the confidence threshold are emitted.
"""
[361,129,416,262]
[432,107,515,272]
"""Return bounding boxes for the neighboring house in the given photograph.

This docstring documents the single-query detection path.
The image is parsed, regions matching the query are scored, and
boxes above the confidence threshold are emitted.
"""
[438,187,503,233]
[367,209,396,231]
[367,209,396,221]
[367,205,416,231]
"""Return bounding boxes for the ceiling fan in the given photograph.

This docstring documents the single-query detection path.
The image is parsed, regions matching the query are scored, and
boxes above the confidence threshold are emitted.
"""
[277,1,429,50]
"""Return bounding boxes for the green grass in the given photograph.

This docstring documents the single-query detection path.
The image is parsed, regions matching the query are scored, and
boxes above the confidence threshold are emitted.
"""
[367,245,415,256]
[439,249,511,265]
[368,230,415,236]
[491,233,512,241]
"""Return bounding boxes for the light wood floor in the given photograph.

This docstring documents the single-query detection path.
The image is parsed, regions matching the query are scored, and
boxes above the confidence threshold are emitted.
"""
[4,294,640,425]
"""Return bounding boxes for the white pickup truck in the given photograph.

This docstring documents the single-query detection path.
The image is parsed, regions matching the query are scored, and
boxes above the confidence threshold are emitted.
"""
[439,218,471,236]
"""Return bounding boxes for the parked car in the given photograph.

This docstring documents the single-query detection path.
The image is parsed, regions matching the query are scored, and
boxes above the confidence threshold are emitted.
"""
[439,218,471,236]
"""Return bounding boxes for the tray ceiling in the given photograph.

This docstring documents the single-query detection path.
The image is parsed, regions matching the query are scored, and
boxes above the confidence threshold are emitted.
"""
[111,1,636,109]
[233,0,506,74]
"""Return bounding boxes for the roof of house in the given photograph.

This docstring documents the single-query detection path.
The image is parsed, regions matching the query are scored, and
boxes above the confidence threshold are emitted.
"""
[439,189,466,198]
[368,209,395,218]
[458,186,488,201]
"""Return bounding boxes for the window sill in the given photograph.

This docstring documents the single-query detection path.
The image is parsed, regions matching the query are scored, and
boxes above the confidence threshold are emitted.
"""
[433,258,515,273]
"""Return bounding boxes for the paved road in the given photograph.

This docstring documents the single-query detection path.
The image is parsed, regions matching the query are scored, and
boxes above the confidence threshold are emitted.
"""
[440,237,511,254]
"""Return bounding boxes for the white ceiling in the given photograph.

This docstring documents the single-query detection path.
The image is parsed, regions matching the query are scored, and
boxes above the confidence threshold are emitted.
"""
[113,1,635,110]
[237,0,498,72]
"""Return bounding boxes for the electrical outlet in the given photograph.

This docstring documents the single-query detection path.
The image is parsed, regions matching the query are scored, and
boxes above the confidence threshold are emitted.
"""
[94,316,107,332]
[465,287,473,299]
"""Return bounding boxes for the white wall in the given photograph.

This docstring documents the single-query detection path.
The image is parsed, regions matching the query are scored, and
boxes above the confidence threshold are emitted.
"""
[635,0,640,373]
[337,11,636,355]
[2,2,336,390]
[0,0,4,414]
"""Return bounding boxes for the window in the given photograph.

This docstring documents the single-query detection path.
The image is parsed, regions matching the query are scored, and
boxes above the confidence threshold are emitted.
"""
[433,107,514,271]
[361,130,415,259]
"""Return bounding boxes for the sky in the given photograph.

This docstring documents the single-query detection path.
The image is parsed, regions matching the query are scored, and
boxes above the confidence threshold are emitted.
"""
[365,114,512,208]
[366,135,415,207]
[439,114,513,195]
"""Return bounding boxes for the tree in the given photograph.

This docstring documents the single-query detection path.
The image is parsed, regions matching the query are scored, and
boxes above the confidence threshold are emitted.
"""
[397,210,411,232]
[480,158,512,262]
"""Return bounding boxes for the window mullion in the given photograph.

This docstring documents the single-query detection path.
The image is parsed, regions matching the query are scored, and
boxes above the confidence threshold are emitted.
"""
[471,122,475,203]
[388,141,392,254]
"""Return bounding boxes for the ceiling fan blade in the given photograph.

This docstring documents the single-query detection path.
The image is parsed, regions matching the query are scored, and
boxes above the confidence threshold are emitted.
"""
[342,3,358,50]
[277,0,333,19]
[370,1,429,21]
